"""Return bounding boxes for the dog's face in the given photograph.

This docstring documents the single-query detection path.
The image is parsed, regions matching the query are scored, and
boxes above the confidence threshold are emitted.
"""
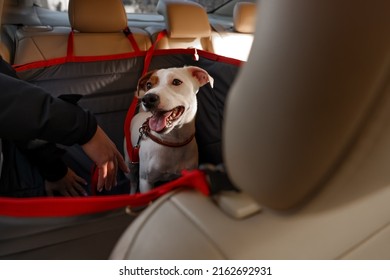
[136,66,213,134]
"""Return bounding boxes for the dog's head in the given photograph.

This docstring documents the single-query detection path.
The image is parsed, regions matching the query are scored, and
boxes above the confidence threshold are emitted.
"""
[136,66,213,134]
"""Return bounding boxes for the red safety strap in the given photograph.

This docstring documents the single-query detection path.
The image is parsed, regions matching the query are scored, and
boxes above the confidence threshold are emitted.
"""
[124,30,167,162]
[123,96,140,163]
[67,30,75,60]
[0,169,210,217]
[143,30,167,76]
[124,27,141,54]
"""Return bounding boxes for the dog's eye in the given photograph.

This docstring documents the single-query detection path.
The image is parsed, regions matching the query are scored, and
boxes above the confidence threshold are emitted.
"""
[146,82,153,90]
[172,79,182,86]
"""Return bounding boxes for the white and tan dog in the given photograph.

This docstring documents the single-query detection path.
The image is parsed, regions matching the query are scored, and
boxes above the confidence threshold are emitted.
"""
[127,66,213,193]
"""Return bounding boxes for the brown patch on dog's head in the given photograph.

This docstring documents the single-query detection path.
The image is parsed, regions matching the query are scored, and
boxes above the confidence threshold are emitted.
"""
[136,70,159,98]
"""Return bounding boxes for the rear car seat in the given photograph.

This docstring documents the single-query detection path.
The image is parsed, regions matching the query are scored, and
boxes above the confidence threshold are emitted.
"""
[2,0,67,64]
[68,0,151,56]
[14,25,70,65]
[212,2,256,61]
[13,0,151,65]
[147,0,214,52]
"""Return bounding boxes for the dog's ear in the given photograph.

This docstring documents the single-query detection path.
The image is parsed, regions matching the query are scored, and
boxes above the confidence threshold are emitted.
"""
[186,66,214,89]
[136,71,156,98]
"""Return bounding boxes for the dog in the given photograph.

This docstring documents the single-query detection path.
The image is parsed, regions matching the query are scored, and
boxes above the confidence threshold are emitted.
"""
[125,66,213,193]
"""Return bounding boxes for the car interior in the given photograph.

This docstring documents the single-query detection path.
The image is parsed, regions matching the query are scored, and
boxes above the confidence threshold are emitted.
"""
[1,0,390,260]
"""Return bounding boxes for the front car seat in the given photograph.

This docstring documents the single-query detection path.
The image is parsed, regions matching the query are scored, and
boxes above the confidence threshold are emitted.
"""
[110,0,390,259]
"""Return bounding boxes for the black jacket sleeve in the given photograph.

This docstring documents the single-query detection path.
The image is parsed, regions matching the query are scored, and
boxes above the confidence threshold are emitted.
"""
[19,142,68,182]
[0,72,97,145]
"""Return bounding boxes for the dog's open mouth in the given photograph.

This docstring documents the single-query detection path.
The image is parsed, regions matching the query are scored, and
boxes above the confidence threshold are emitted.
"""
[148,106,185,133]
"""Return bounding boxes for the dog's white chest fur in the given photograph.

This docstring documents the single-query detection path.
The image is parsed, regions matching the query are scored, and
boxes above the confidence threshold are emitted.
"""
[126,66,213,193]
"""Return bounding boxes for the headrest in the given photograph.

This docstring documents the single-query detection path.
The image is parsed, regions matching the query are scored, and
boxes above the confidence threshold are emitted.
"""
[68,0,127,33]
[160,1,211,38]
[224,0,390,210]
[233,2,256,33]
[156,0,191,15]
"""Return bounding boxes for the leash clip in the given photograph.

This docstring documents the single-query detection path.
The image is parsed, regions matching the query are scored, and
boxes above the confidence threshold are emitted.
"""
[136,126,145,147]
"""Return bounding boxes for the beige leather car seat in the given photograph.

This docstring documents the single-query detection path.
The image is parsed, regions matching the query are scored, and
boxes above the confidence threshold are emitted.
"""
[13,0,151,65]
[212,2,256,61]
[69,0,151,56]
[148,0,214,52]
[112,0,390,259]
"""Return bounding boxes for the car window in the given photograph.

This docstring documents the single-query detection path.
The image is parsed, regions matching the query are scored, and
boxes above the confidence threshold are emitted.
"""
[42,0,232,13]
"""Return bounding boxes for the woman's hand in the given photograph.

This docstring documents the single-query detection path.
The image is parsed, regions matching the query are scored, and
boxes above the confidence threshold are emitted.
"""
[45,168,88,197]
[81,126,129,192]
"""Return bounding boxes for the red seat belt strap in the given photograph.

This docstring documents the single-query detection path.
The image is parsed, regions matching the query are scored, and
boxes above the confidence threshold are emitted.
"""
[124,30,167,161]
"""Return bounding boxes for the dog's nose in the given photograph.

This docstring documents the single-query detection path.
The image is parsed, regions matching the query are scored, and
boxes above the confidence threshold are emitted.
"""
[142,93,160,109]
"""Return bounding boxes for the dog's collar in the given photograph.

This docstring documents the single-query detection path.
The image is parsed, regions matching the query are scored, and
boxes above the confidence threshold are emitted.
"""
[139,118,195,148]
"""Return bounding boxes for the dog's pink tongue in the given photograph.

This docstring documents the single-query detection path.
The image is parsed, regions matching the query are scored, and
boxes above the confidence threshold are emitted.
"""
[149,112,171,132]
